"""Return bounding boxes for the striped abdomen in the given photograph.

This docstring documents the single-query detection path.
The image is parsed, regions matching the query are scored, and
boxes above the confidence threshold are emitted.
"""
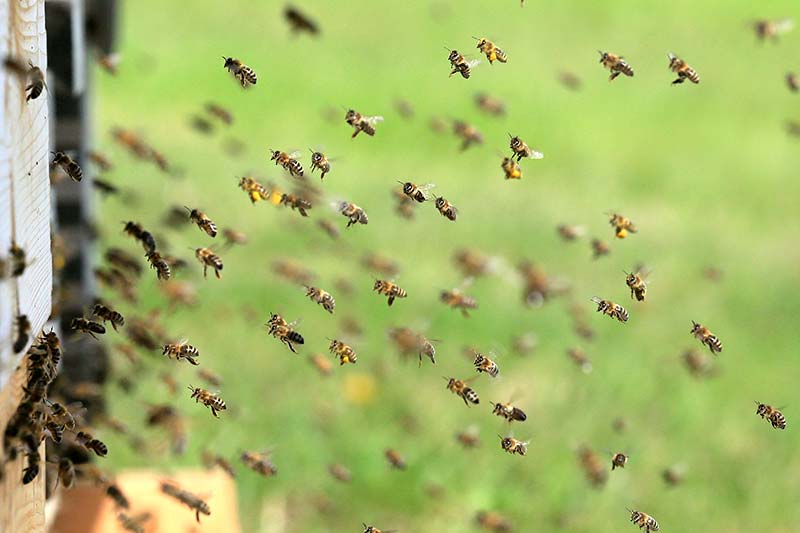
[463,387,479,404]
[703,334,722,353]
[358,121,376,136]
[237,65,257,86]
[494,48,508,63]
[286,330,304,345]
[615,60,634,77]
[678,66,700,84]
[770,411,787,430]
[286,159,303,176]
[613,304,629,323]
[26,81,44,101]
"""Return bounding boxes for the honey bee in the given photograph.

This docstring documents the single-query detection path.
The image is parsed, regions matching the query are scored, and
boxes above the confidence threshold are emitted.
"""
[111,127,153,160]
[284,5,319,36]
[577,445,607,487]
[690,321,722,353]
[328,463,352,482]
[304,285,336,313]
[394,99,414,119]
[362,524,396,533]
[373,279,408,306]
[628,509,659,532]
[567,347,592,373]
[491,397,527,423]
[787,72,799,92]
[473,352,499,377]
[384,448,407,470]
[590,297,629,323]
[92,178,120,196]
[188,385,226,418]
[201,451,236,478]
[185,206,218,237]
[117,512,152,533]
[88,151,114,172]
[309,150,331,179]
[509,135,543,161]
[662,466,685,487]
[266,313,305,353]
[92,303,125,331]
[145,250,171,280]
[241,450,278,477]
[612,417,628,434]
[336,201,369,227]
[558,70,583,90]
[160,280,198,308]
[162,340,201,366]
[238,176,270,204]
[279,193,312,217]
[361,253,400,277]
[456,426,481,448]
[221,228,248,247]
[447,49,480,79]
[106,484,130,509]
[611,452,629,470]
[273,258,316,285]
[345,109,384,138]
[755,402,787,430]
[317,219,341,239]
[452,249,491,278]
[329,338,357,365]
[390,188,416,219]
[194,247,223,279]
[452,120,483,150]
[205,102,233,124]
[398,181,435,203]
[474,37,508,64]
[608,212,637,238]
[624,270,647,301]
[13,314,30,353]
[591,238,610,259]
[222,56,257,87]
[160,372,179,395]
[753,18,794,42]
[190,115,214,134]
[53,457,76,489]
[270,149,304,177]
[440,287,477,316]
[51,151,83,182]
[475,93,506,116]
[434,196,458,221]
[446,377,479,406]
[71,317,106,339]
[501,157,522,180]
[122,221,157,253]
[556,224,585,241]
[499,435,528,456]
[683,348,713,378]
[97,53,121,75]
[160,481,211,523]
[598,51,634,81]
[76,431,108,457]
[475,511,512,532]
[4,57,47,101]
[309,353,334,376]
[667,52,700,84]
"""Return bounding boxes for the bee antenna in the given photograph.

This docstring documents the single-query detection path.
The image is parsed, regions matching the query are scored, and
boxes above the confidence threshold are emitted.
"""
[183,205,192,212]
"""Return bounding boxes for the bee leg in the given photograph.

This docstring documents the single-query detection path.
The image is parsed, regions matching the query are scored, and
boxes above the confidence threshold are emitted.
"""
[211,408,219,418]
[461,395,469,406]
[321,171,326,180]
[202,264,208,279]
[287,341,297,354]
[88,331,98,340]
[460,308,470,318]
[214,268,221,279]
[387,296,395,306]
[351,129,359,139]
[672,77,684,85]
[195,510,201,523]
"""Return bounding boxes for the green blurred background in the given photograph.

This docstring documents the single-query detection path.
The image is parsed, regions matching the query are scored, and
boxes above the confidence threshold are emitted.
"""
[91,0,800,531]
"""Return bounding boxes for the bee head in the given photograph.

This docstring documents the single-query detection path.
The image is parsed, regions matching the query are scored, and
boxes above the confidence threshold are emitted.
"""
[475,37,487,48]
[448,50,459,62]
[269,150,280,160]
[434,196,445,209]
[222,57,233,67]
[598,50,607,62]
[401,182,413,194]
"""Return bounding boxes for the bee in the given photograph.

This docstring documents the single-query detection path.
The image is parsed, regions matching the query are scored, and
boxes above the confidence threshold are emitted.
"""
[590,297,629,323]
[612,417,628,434]
[53,457,76,489]
[683,348,713,378]
[578,445,607,487]
[611,452,629,470]
[372,279,407,306]
[188,385,226,418]
[591,238,610,259]
[440,287,477,316]
[238,176,270,204]
[473,352,499,377]
[266,313,305,353]
[558,70,583,90]
[753,18,794,42]
[122,221,157,252]
[241,450,278,477]
[273,258,316,285]
[755,402,787,430]
[270,149,304,177]
[284,5,319,36]
[608,212,637,238]
[474,37,508,65]
[475,510,512,532]
[624,270,647,301]
[499,435,528,456]
[76,431,108,457]
[336,201,369,227]
[97,52,121,75]
[201,451,236,478]
[194,247,223,279]
[309,353,334,376]
[446,377,479,406]
[398,181,435,203]
[317,219,341,239]
[598,50,634,81]
[509,134,543,161]
[184,206,218,237]
[361,253,400,277]
[51,151,83,182]
[662,466,685,487]
[326,463,352,483]
[190,115,214,134]
[93,178,120,196]
[70,317,106,339]
[557,224,585,241]
[567,347,592,373]
[87,151,114,172]
[787,72,799,92]
[220,228,247,248]
[162,340,201,365]
[447,49,480,79]
[384,448,407,470]
[345,109,384,138]
[501,157,522,180]
[456,426,481,448]
[453,249,491,278]
[222,56,257,87]
[393,99,414,119]
[475,93,506,116]
[304,285,336,313]
[434,196,458,221]
[145,250,171,280]
[279,193,312,217]
[329,338,357,365]
[117,512,152,533]
[628,509,659,532]
[160,280,198,308]
[690,321,722,353]
[205,102,233,124]
[308,150,331,180]
[491,397,527,423]
[452,120,483,150]
[111,127,152,159]
[92,303,125,331]
[4,57,47,101]
[362,524,397,533]
[667,52,700,84]
[160,481,211,523]
[13,314,30,353]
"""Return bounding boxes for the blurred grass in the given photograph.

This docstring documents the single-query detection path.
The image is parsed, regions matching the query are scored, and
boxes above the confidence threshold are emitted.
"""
[90,0,800,531]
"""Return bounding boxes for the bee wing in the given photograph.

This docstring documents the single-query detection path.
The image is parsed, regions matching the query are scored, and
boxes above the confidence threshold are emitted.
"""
[529,150,544,159]
[288,150,302,159]
[776,18,795,34]
[365,115,384,125]
[418,183,437,194]
[287,317,302,328]
[467,59,481,68]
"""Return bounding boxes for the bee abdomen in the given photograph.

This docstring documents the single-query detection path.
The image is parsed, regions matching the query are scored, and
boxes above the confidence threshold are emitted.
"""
[240,66,257,84]
[27,83,44,101]
[464,388,480,404]
[361,123,376,136]
[287,331,304,345]
[771,412,787,429]
[287,159,303,176]
[684,68,700,84]
[706,335,722,353]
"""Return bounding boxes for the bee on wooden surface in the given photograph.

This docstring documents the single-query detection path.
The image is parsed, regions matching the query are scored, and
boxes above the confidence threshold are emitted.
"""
[558,70,582,90]
[327,463,351,482]
[598,50,634,81]
[557,224,585,241]
[270,149,304,177]
[567,347,592,373]
[184,206,217,237]
[372,279,407,306]
[578,445,607,488]
[266,313,305,353]
[279,192,312,217]
[690,321,722,353]
[628,509,659,532]
[591,238,610,259]
[473,351,499,377]
[624,269,647,301]
[329,338,357,365]
[188,385,226,418]
[273,258,316,285]
[241,450,278,477]
[4,57,47,101]
[345,109,384,138]
[446,377,479,406]
[201,451,236,478]
[590,297,629,323]
[304,285,336,313]
[51,151,83,182]
[308,150,331,180]
[13,314,30,353]
[667,52,700,84]
[452,120,483,150]
[194,247,223,279]
[474,37,508,64]
[447,48,480,79]
[456,426,481,448]
[92,303,125,331]
[384,448,407,470]
[160,481,211,523]
[491,397,527,423]
[509,134,543,161]
[309,353,334,376]
[501,157,522,180]
[440,286,477,316]
[238,176,270,204]
[499,435,528,456]
[475,93,506,116]
[70,317,106,339]
[336,201,369,227]
[755,402,787,430]
[753,18,794,42]
[284,5,319,36]
[787,72,799,92]
[317,219,341,239]
[205,102,233,124]
[122,221,157,253]
[611,452,629,470]
[162,340,200,365]
[608,212,637,239]
[76,431,108,457]
[434,196,458,221]
[145,250,171,280]
[222,56,257,87]
[683,349,713,378]
[475,510,512,532]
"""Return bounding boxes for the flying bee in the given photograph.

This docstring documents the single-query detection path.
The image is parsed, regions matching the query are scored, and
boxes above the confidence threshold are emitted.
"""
[499,435,528,456]
[202,451,236,478]
[162,340,200,365]
[160,481,211,523]
[53,457,76,489]
[145,250,171,280]
[304,285,336,313]
[557,224,585,241]
[753,18,794,42]
[398,181,435,203]
[558,70,582,90]
[475,510,513,532]
[608,212,637,238]
[117,512,152,533]
[345,109,384,138]
[284,5,319,36]
[628,509,659,532]
[241,450,278,477]
[279,193,312,217]
[611,452,629,470]
[590,297,629,323]
[624,269,647,301]
[453,248,491,278]
[394,99,414,119]
[662,466,685,487]
[683,348,713,378]
[456,426,481,448]
[309,353,333,376]
[474,37,508,64]
[188,385,227,418]
[373,279,407,306]
[440,287,477,316]
[452,120,483,150]
[447,48,480,79]
[501,157,522,180]
[690,321,723,353]
[71,317,106,339]
[185,206,217,237]
[317,219,341,239]
[329,339,357,365]
[194,247,223,279]
[221,228,248,247]
[97,52,121,75]
[88,151,114,172]
[384,448,407,470]
[446,377,479,406]
[508,134,543,161]
[336,201,369,227]
[266,313,305,353]
[473,352,499,377]
[122,221,157,252]
[667,52,700,84]
[362,253,400,277]
[205,102,233,124]
[474,93,506,116]
[4,57,47,101]
[92,303,125,331]
[598,50,634,81]
[76,431,108,457]
[269,149,304,177]
[787,72,800,92]
[51,151,83,182]
[13,314,30,353]
[591,238,610,259]
[755,402,787,430]
[362,524,397,533]
[308,150,331,179]
[578,445,607,487]
[491,397,527,423]
[273,258,316,285]
[238,176,270,204]
[222,56,257,87]
[434,196,458,221]
[327,463,352,483]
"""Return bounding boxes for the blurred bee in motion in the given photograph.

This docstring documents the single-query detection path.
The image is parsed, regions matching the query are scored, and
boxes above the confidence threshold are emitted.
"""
[241,450,278,477]
[453,248,491,278]
[52,457,76,489]
[92,303,124,331]
[475,510,512,532]
[222,228,248,247]
[391,188,416,219]
[662,465,685,487]
[491,396,527,423]
[76,431,108,457]
[336,201,369,228]
[111,127,153,160]
[683,348,714,378]
[202,451,236,478]
[690,321,722,353]
[160,481,211,523]
[786,120,800,137]
[624,269,647,301]
[440,286,477,316]
[5,242,30,278]
[452,120,483,150]
[97,53,121,75]
[384,448,407,470]
[558,70,582,91]
[194,247,223,279]
[473,351,499,377]
[238,176,270,204]
[304,285,335,313]
[598,50,634,81]
[71,317,106,340]
[4,57,47,101]
[163,340,201,365]
[88,151,114,172]
[160,280,198,308]
[499,435,528,456]
[509,134,544,162]
[612,417,628,434]
[197,368,223,389]
[105,483,130,509]
[447,48,480,79]
[117,512,152,533]
[309,353,333,376]
[512,332,538,357]
[787,72,799,93]
[667,52,700,84]
[399,181,435,203]
[329,338,357,365]
[222,56,257,87]
[394,99,414,119]
[628,509,659,532]
[122,221,156,253]
[456,426,481,448]
[501,157,522,180]
[188,385,227,418]
[190,116,214,134]
[279,192,312,217]
[284,5,319,36]
[446,376,479,406]
[590,297,629,323]
[345,109,384,138]
[611,452,629,470]
[591,238,610,259]
[434,196,458,221]
[328,463,352,482]
[308,150,331,180]
[145,250,171,280]
[266,313,305,353]
[93,179,120,196]
[752,18,794,42]
[567,347,592,373]
[557,224,585,241]
[185,207,218,237]
[361,253,400,277]
[205,102,233,124]
[373,279,408,306]
[51,151,83,182]
[362,524,396,533]
[273,258,316,285]
[608,212,637,238]
[317,219,341,239]
[578,445,607,487]
[13,314,30,353]
[475,93,506,116]
[270,149,304,177]
[755,402,787,430]
[474,37,508,64]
